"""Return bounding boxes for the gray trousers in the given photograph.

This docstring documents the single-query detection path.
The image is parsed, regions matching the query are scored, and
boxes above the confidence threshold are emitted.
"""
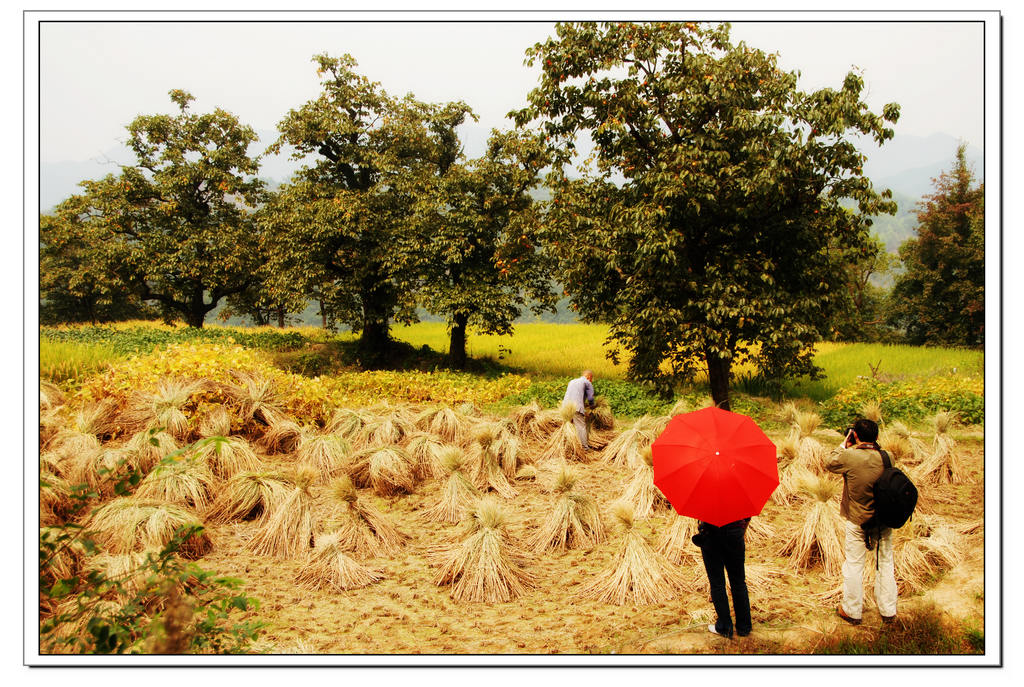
[572,411,589,449]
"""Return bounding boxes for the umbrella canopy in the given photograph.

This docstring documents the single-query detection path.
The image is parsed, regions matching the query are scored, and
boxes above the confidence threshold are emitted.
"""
[651,406,778,527]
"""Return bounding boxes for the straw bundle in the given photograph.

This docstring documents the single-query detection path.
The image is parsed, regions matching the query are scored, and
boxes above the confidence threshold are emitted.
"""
[50,399,119,460]
[882,518,965,595]
[63,446,134,497]
[204,470,292,524]
[776,471,845,576]
[421,447,481,524]
[415,405,468,446]
[456,402,482,418]
[507,400,560,442]
[40,526,88,586]
[258,417,304,454]
[914,412,967,484]
[87,498,212,558]
[295,532,384,592]
[356,412,416,450]
[587,396,615,431]
[601,416,660,468]
[669,398,691,417]
[246,467,317,559]
[124,429,180,474]
[196,404,233,438]
[792,435,829,476]
[405,432,451,481]
[744,515,776,545]
[538,402,587,464]
[794,411,822,440]
[430,497,536,603]
[464,442,517,499]
[655,516,699,565]
[776,431,800,470]
[885,421,930,464]
[191,435,264,481]
[40,379,66,411]
[82,550,158,596]
[348,446,417,497]
[39,470,73,526]
[860,400,884,424]
[528,465,606,552]
[619,447,671,518]
[136,453,216,511]
[516,465,538,481]
[118,379,201,441]
[296,432,351,483]
[325,476,409,557]
[223,371,286,426]
[777,401,801,427]
[326,408,372,440]
[577,502,692,605]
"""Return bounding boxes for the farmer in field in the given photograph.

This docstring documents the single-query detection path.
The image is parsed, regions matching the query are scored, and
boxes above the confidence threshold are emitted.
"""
[563,370,596,450]
[827,418,898,625]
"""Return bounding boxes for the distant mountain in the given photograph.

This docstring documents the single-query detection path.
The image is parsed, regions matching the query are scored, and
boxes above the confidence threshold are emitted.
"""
[860,131,983,199]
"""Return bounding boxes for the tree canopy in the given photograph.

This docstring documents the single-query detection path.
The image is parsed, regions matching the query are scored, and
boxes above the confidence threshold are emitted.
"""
[887,145,984,347]
[262,54,473,366]
[411,128,556,368]
[514,21,900,406]
[41,90,266,328]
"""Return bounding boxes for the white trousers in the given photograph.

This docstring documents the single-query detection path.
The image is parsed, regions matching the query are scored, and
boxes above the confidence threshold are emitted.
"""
[841,518,898,619]
[572,411,589,449]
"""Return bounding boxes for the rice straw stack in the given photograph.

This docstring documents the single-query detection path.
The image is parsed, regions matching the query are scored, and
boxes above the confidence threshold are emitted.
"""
[88,498,212,559]
[135,453,216,511]
[776,471,845,576]
[619,447,671,518]
[528,465,606,552]
[421,447,480,524]
[246,467,317,559]
[348,446,418,497]
[295,532,384,592]
[326,476,409,557]
[430,497,536,603]
[655,516,700,565]
[577,503,692,605]
[204,470,292,524]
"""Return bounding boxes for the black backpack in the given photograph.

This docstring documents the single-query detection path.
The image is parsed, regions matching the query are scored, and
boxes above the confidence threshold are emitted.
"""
[865,449,918,531]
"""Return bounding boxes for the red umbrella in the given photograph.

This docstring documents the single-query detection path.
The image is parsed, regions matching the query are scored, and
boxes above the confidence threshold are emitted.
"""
[651,406,778,527]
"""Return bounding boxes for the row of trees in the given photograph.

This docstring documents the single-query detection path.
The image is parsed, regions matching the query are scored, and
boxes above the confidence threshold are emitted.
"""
[40,22,984,409]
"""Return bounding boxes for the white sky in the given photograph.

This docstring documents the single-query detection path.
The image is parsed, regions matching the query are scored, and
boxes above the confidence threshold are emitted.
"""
[38,17,986,163]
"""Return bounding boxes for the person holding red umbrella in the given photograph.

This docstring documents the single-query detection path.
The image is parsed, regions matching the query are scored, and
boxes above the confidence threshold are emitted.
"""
[651,406,778,640]
[692,517,752,638]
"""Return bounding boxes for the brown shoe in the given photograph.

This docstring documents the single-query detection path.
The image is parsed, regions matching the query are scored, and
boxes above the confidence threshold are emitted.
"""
[836,605,862,625]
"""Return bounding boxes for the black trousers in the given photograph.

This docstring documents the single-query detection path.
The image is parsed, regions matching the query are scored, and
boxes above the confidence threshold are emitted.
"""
[698,520,752,637]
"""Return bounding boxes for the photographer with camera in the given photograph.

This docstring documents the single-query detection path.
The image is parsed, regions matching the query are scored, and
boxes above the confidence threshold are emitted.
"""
[826,418,898,625]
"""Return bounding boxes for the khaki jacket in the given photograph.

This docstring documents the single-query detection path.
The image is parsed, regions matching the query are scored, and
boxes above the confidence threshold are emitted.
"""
[826,444,885,525]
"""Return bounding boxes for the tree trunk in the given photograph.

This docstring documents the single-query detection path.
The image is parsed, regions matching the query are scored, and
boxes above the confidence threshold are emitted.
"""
[705,349,732,411]
[184,308,205,328]
[319,299,327,329]
[277,305,285,328]
[449,312,469,370]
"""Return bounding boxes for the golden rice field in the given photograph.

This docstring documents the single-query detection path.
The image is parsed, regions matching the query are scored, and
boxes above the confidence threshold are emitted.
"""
[37,334,986,656]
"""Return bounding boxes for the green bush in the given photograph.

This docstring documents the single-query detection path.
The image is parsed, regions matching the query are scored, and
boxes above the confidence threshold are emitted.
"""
[500,377,675,418]
[819,375,984,426]
[40,325,313,356]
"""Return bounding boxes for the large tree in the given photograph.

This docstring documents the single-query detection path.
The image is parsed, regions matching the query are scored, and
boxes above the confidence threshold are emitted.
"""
[887,145,984,347]
[40,90,266,328]
[263,54,472,366]
[411,129,556,368]
[514,21,900,407]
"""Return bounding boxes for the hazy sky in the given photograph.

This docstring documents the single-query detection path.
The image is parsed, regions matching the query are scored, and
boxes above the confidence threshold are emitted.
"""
[37,17,988,164]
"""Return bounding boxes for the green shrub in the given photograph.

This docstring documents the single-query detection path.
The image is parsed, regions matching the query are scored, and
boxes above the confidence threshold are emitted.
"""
[40,337,121,384]
[40,325,314,356]
[819,375,984,426]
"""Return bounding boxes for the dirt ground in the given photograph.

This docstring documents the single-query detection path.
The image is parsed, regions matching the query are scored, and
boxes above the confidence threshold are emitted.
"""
[194,422,985,657]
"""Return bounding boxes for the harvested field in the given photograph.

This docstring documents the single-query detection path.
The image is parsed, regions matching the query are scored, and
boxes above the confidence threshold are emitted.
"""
[139,417,984,655]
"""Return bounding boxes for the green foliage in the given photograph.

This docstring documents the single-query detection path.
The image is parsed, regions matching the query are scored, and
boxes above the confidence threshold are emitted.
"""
[40,324,313,356]
[513,21,900,409]
[500,378,674,418]
[40,91,267,329]
[812,603,983,655]
[261,53,474,365]
[819,374,984,426]
[39,439,264,654]
[888,145,985,347]
[412,128,557,368]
